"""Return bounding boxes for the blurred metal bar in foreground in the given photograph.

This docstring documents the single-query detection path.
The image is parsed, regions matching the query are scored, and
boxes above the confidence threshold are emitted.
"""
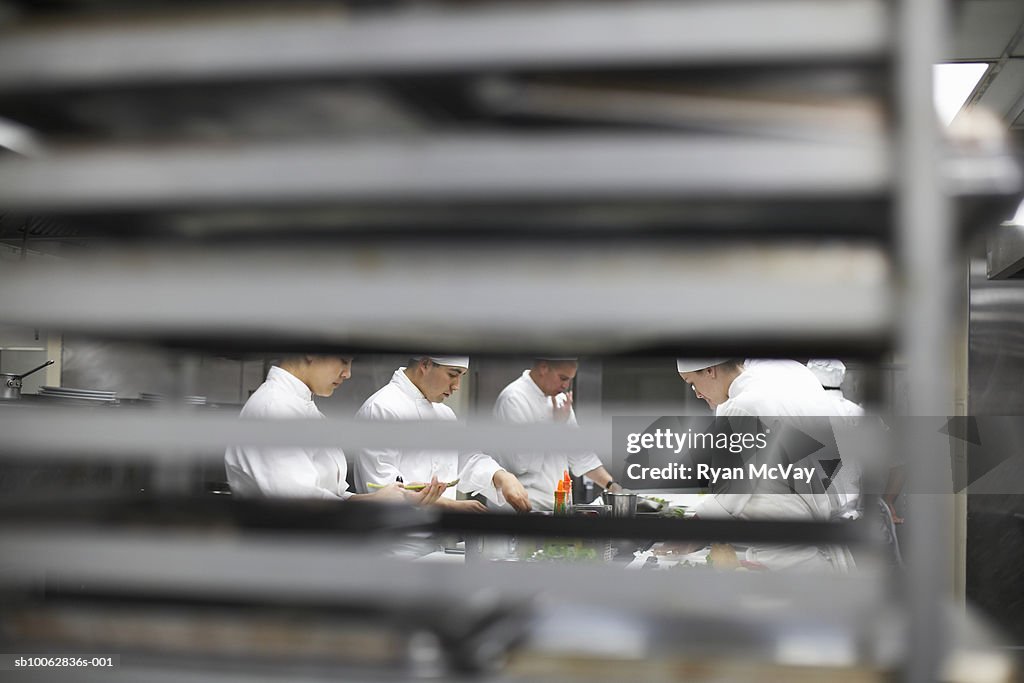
[0,244,893,352]
[0,527,884,617]
[0,411,613,459]
[0,1,889,92]
[0,496,873,545]
[0,135,890,213]
[439,510,873,545]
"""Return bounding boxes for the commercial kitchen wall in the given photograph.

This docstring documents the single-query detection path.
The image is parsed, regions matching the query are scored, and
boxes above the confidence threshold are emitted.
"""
[0,324,59,394]
[966,256,1024,645]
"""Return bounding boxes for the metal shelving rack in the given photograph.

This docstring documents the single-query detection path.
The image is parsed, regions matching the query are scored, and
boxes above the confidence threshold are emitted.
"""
[0,1,1019,681]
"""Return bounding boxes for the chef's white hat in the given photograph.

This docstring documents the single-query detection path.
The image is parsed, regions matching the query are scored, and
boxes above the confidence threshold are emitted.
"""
[806,359,846,387]
[419,355,470,369]
[676,358,729,373]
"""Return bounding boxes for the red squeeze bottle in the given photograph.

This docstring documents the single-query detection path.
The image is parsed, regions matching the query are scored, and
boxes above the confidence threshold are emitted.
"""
[563,470,573,508]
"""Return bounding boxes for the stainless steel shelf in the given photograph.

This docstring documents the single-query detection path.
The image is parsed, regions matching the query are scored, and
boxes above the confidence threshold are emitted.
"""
[0,134,891,213]
[0,410,612,459]
[0,3,1010,681]
[0,244,893,352]
[0,526,885,617]
[0,1,889,92]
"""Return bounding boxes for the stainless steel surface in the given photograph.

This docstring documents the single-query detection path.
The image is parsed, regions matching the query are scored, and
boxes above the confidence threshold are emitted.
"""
[0,410,613,460]
[0,134,891,213]
[0,244,894,353]
[0,1,889,91]
[0,359,53,400]
[0,374,19,401]
[472,76,885,143]
[966,251,1024,644]
[465,533,518,562]
[969,257,1024,414]
[570,504,611,516]
[603,490,638,518]
[986,222,1024,279]
[897,0,954,679]
[0,527,885,617]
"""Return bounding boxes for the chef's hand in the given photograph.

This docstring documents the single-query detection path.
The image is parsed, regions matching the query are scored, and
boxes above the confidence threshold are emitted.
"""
[551,391,573,423]
[605,481,624,493]
[439,498,488,514]
[884,499,904,525]
[366,482,408,504]
[493,470,531,512]
[403,475,446,506]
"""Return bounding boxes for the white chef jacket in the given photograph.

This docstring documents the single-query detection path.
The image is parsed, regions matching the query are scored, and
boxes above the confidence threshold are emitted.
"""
[353,368,505,504]
[224,366,351,500]
[716,359,834,418]
[823,389,865,418]
[492,369,603,511]
[696,360,854,572]
[821,389,865,515]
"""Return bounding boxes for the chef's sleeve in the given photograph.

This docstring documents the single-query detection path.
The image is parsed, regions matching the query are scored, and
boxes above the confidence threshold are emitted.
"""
[457,452,506,506]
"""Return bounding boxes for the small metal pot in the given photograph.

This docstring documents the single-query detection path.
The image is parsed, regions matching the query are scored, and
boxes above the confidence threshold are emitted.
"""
[603,490,639,518]
[0,359,54,400]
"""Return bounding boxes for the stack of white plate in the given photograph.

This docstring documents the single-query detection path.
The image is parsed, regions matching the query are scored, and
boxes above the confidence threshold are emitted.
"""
[38,386,119,404]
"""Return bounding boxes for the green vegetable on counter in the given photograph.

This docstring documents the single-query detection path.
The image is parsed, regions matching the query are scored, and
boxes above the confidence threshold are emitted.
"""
[530,541,599,563]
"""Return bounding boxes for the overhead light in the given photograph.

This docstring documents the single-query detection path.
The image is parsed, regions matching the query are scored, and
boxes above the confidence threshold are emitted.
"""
[933,62,988,126]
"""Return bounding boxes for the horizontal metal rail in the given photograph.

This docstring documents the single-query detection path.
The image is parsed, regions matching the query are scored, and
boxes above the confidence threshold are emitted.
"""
[0,527,885,620]
[0,1,889,91]
[0,244,894,352]
[0,411,614,458]
[0,134,891,212]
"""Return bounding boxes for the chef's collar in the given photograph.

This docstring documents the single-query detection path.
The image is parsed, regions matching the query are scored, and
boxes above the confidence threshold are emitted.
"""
[268,365,313,402]
[523,369,548,400]
[727,368,753,401]
[393,367,431,403]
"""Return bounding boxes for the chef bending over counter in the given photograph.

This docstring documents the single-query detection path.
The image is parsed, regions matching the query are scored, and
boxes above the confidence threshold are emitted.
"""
[354,356,532,513]
[224,354,447,505]
[673,358,855,573]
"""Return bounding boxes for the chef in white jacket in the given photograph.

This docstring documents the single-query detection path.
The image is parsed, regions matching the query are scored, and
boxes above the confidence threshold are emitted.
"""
[806,359,864,418]
[355,356,532,512]
[492,359,621,511]
[675,358,854,572]
[225,355,445,505]
[806,359,865,517]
